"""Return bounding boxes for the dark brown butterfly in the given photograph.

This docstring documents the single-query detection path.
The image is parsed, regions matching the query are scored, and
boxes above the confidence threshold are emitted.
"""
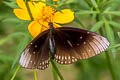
[19,22,110,70]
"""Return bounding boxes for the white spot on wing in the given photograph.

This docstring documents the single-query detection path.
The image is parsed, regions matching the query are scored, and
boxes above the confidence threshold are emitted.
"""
[68,61,71,64]
[72,59,75,62]
[67,40,73,47]
[65,56,67,60]
[59,56,61,60]
[88,50,91,52]
[40,63,41,65]
[55,55,58,59]
[74,58,77,61]
[80,36,83,39]
[62,56,64,60]
[61,62,63,64]
[65,61,67,64]
[77,43,80,46]
[33,52,36,54]
[68,56,71,59]
[35,45,37,48]
[83,42,86,44]
[87,32,90,34]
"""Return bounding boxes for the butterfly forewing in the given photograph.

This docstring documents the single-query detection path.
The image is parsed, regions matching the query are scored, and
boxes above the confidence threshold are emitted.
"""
[19,31,50,70]
[53,27,110,64]
[19,26,110,69]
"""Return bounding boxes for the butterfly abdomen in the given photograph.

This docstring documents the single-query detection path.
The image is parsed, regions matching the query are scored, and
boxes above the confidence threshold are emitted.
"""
[49,35,56,59]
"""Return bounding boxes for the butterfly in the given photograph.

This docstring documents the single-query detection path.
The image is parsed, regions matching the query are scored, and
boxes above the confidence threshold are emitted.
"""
[19,22,110,70]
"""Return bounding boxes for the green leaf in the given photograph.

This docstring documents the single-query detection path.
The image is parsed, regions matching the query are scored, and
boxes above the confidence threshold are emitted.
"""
[118,32,120,38]
[104,11,120,16]
[91,0,98,9]
[103,18,115,46]
[90,21,104,32]
[75,10,99,15]
[109,21,120,29]
[0,32,25,46]
[0,54,13,62]
[3,1,17,8]
[109,44,120,50]
[2,18,22,23]
[74,17,86,29]
[101,0,115,8]
[103,17,116,57]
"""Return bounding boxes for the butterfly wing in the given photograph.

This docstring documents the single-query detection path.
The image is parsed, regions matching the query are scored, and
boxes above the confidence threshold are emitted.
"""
[19,31,50,70]
[53,27,110,64]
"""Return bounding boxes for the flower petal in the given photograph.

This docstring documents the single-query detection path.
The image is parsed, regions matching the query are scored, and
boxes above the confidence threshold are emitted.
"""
[16,0,43,9]
[53,23,62,28]
[16,0,26,9]
[53,9,74,24]
[28,2,46,20]
[13,9,31,20]
[28,21,62,38]
[14,1,46,20]
[28,21,48,38]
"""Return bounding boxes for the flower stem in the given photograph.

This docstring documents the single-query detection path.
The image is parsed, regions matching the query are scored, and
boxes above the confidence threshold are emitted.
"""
[11,65,21,80]
[34,69,37,80]
[50,59,64,80]
[52,66,58,80]
[25,0,34,21]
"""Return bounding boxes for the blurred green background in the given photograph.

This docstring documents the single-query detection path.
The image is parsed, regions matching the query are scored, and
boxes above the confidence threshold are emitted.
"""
[0,0,120,80]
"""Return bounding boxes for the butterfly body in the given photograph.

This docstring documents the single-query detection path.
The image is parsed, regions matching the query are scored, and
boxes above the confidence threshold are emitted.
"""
[19,23,110,70]
[49,24,56,59]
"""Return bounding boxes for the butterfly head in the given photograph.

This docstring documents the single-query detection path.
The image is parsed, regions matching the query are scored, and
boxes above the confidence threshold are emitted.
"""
[49,22,54,30]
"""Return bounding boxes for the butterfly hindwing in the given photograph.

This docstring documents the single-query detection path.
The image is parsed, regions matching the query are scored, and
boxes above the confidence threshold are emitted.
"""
[53,27,109,64]
[19,26,110,69]
[19,31,50,70]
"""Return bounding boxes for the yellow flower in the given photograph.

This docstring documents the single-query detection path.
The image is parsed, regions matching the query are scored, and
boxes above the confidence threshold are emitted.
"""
[53,0,60,2]
[13,0,74,38]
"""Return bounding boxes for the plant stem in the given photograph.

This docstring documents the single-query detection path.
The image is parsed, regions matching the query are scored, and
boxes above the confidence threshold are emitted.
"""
[34,69,37,80]
[52,66,58,80]
[105,51,116,80]
[11,65,21,80]
[50,59,64,80]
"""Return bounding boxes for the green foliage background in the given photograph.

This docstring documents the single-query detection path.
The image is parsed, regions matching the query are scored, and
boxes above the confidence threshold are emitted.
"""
[0,0,120,80]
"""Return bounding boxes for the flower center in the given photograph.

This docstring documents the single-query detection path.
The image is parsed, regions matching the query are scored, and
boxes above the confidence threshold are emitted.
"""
[41,6,55,22]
